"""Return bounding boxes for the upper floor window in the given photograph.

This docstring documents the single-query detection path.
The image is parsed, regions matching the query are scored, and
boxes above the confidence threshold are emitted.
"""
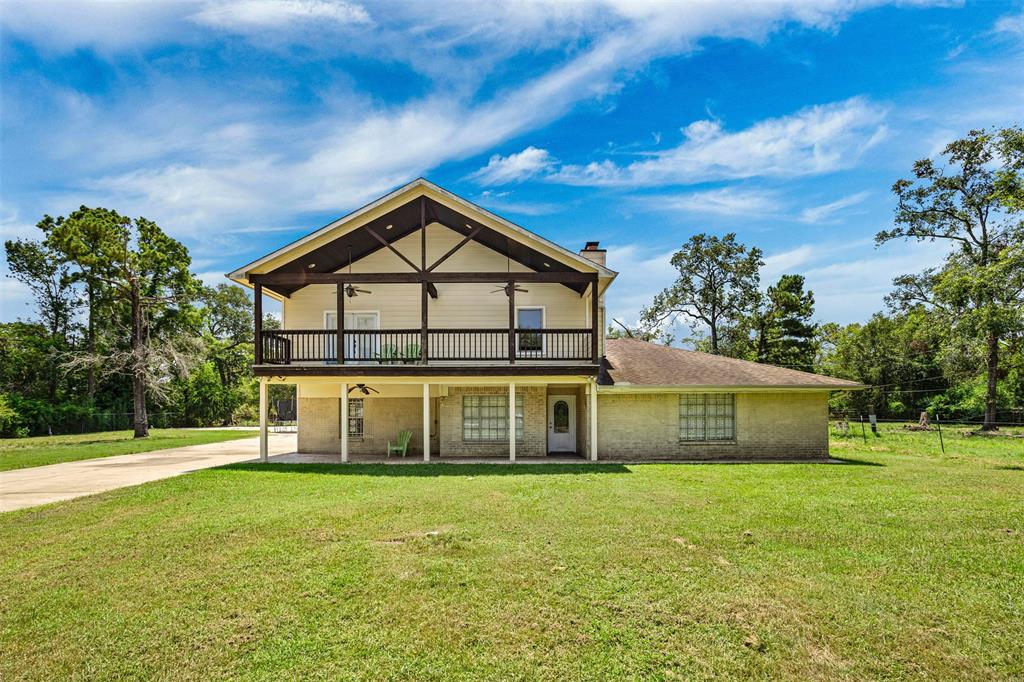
[516,307,544,353]
[679,394,735,442]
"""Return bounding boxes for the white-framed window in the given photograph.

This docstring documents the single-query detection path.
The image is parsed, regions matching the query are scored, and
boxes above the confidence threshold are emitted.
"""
[339,398,364,439]
[462,394,524,441]
[516,307,544,353]
[679,394,735,442]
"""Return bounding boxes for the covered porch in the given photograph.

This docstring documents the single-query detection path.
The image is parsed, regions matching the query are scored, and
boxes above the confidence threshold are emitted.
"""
[257,376,600,463]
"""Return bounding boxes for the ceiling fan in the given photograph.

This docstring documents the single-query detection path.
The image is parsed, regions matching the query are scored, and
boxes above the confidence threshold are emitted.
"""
[491,282,529,296]
[344,246,372,298]
[491,237,528,296]
[346,384,380,395]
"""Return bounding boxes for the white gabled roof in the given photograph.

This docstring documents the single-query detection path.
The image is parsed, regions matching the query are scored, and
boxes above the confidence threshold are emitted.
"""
[226,178,617,283]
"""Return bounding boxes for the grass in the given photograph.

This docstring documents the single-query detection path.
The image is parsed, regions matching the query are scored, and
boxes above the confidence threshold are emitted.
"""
[0,428,257,472]
[1,427,1022,680]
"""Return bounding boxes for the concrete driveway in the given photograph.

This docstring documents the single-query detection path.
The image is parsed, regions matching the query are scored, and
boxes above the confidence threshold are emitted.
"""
[0,433,296,513]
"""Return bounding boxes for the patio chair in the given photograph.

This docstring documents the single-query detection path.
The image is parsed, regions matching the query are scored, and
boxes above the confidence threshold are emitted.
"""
[387,430,413,457]
[402,343,421,364]
[377,344,399,365]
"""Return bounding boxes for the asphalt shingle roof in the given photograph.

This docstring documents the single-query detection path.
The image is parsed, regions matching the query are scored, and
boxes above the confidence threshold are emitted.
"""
[601,338,863,389]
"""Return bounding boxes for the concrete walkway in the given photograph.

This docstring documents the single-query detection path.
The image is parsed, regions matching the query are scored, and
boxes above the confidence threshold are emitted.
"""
[0,433,296,513]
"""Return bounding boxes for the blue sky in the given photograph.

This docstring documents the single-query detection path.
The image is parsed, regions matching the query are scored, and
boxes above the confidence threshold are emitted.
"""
[1,0,1022,332]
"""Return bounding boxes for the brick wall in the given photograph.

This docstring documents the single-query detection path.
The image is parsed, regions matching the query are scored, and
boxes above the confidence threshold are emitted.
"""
[438,385,547,457]
[297,396,438,456]
[594,391,829,460]
[299,388,829,460]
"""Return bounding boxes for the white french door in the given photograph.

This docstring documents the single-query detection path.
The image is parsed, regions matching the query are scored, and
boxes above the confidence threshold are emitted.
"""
[325,312,379,364]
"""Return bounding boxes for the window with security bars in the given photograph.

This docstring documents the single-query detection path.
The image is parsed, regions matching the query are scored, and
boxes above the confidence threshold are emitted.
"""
[679,394,735,442]
[338,398,364,439]
[463,394,524,441]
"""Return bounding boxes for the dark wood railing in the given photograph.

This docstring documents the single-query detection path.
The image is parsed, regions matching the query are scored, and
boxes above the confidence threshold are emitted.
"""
[260,328,594,365]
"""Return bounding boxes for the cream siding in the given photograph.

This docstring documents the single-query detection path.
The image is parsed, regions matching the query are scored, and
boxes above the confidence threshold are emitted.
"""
[283,222,591,331]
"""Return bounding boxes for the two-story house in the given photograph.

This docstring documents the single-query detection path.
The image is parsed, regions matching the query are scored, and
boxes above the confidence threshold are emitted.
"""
[228,179,860,462]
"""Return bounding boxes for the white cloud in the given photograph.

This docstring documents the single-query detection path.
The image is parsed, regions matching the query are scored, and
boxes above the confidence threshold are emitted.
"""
[0,208,41,320]
[761,244,822,281]
[648,187,782,217]
[469,147,557,186]
[0,2,938,247]
[474,191,563,216]
[191,0,371,31]
[601,243,677,327]
[798,190,871,223]
[552,98,888,186]
[602,237,952,330]
[802,240,949,323]
[993,12,1024,38]
[0,1,193,52]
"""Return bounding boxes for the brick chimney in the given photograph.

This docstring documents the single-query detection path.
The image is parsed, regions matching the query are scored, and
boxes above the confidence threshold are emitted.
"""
[579,241,606,267]
[579,241,606,356]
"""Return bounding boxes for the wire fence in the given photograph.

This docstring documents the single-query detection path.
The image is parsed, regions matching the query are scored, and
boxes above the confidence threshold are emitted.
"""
[829,412,1024,454]
[14,412,194,436]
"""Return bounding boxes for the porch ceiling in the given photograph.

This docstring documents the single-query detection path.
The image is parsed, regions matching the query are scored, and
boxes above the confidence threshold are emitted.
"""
[264,196,589,298]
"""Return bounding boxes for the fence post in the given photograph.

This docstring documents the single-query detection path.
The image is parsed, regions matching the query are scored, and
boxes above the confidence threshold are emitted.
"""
[935,412,945,454]
[859,415,867,444]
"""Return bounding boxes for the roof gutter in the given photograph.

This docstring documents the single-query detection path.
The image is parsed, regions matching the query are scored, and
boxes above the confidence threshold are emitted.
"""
[597,384,867,393]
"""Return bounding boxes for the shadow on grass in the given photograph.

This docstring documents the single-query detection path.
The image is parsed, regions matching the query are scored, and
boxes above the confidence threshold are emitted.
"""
[219,462,632,477]
[828,456,886,467]
[994,465,1024,471]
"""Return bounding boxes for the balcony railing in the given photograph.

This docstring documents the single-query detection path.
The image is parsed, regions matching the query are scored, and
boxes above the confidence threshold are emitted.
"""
[259,328,594,365]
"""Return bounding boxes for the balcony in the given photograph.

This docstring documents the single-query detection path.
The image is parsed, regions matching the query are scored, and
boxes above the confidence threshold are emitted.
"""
[258,328,596,369]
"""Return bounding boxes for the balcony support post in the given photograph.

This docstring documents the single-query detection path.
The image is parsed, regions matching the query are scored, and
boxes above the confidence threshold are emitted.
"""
[422,382,431,462]
[590,274,599,364]
[337,284,345,365]
[508,382,516,462]
[420,283,428,364]
[420,197,429,364]
[254,283,263,365]
[508,281,516,365]
[340,383,349,463]
[588,378,598,462]
[258,377,268,462]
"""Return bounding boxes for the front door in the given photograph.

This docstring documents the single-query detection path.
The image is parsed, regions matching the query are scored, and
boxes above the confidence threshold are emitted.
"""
[547,395,576,453]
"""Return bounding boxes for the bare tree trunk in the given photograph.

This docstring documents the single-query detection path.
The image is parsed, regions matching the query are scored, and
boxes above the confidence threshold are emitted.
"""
[87,281,95,403]
[131,287,149,438]
[709,314,719,354]
[981,332,999,431]
[756,319,768,362]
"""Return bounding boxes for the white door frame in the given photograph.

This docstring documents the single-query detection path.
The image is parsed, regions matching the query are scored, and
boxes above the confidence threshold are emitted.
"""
[547,394,577,453]
[325,309,379,364]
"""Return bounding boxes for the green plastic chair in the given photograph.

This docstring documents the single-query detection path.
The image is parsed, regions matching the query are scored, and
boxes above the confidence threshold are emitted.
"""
[387,430,413,457]
[402,343,421,364]
[377,344,399,365]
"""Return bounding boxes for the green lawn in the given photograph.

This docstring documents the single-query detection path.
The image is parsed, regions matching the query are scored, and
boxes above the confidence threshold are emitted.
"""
[0,428,257,471]
[1,428,1022,680]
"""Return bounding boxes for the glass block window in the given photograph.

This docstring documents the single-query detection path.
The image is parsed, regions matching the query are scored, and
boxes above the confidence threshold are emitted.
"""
[463,394,524,441]
[339,398,364,438]
[679,394,735,442]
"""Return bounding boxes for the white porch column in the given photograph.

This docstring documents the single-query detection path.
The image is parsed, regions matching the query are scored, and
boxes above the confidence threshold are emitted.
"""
[588,379,598,461]
[340,383,349,463]
[258,377,268,462]
[422,383,431,462]
[508,382,516,462]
